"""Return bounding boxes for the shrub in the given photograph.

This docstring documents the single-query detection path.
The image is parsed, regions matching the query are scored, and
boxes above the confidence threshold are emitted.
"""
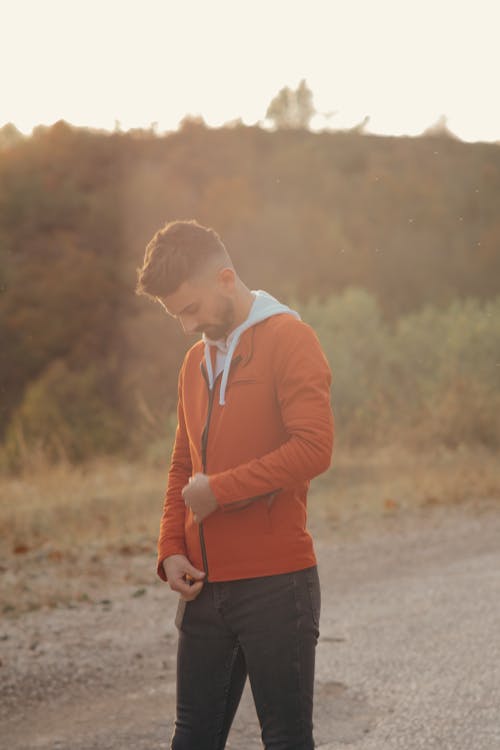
[299,289,500,449]
[2,359,126,471]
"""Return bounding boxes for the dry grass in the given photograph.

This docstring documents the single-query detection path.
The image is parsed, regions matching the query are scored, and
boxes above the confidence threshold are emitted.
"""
[0,442,499,617]
[0,456,167,555]
[0,458,168,617]
[310,440,500,529]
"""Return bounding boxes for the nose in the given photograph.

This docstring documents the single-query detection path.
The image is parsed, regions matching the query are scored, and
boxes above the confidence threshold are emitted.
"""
[181,317,199,335]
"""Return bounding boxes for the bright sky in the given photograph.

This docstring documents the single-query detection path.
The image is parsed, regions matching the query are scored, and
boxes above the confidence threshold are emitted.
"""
[1,0,499,142]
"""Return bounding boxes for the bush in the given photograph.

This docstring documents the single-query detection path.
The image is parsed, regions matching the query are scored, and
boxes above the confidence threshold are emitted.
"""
[299,287,394,445]
[2,290,498,469]
[1,359,126,471]
[299,289,500,449]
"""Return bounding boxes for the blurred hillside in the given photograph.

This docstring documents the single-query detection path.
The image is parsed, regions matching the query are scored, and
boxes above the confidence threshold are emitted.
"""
[0,121,499,468]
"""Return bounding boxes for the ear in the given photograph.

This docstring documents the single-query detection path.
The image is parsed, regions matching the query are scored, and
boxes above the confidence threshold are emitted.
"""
[217,267,236,290]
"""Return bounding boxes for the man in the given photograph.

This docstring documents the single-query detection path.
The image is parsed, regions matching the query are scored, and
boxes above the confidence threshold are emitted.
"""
[136,219,334,749]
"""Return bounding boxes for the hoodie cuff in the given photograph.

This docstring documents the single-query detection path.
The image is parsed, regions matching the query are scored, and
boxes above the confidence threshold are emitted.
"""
[209,473,266,511]
[208,473,233,509]
[156,543,188,582]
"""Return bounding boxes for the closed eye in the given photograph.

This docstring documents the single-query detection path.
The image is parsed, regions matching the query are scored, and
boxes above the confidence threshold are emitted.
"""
[180,303,199,316]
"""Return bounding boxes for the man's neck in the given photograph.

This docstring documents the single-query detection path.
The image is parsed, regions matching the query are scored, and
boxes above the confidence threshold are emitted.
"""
[234,287,255,325]
[225,287,255,340]
[203,285,256,347]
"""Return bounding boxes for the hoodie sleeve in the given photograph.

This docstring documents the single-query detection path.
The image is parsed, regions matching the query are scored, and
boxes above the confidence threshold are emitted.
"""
[208,320,334,508]
[156,366,191,581]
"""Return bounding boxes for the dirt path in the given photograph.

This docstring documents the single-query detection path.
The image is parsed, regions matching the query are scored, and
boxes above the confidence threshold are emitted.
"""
[2,499,500,749]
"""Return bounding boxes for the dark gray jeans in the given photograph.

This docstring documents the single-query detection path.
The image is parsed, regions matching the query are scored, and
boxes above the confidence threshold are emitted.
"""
[170,565,321,750]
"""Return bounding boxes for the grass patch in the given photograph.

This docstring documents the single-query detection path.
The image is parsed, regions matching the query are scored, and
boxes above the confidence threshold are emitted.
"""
[0,442,498,616]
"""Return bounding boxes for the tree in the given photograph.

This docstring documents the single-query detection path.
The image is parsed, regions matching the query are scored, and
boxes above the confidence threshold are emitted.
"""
[421,115,459,139]
[0,123,24,150]
[265,79,315,130]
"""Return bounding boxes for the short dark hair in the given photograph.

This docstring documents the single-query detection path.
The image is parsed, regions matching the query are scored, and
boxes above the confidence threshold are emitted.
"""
[136,219,231,298]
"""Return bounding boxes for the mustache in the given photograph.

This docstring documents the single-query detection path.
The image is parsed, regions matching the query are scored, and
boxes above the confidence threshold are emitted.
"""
[195,325,212,334]
[195,323,230,338]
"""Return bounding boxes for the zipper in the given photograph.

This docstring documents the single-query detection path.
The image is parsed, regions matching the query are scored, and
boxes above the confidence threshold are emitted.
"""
[198,355,242,578]
[198,363,215,577]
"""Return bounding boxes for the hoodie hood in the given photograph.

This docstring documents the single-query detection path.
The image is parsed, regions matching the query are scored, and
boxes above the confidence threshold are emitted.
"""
[203,289,300,405]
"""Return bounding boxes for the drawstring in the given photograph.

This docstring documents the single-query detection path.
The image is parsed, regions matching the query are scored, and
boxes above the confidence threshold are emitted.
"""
[204,325,248,403]
[218,334,241,405]
[202,290,301,406]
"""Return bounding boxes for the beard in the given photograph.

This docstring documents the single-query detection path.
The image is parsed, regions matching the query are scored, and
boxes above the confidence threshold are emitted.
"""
[197,296,235,341]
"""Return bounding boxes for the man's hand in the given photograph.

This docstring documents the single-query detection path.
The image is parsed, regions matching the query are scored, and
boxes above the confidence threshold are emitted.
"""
[182,473,218,523]
[162,554,206,601]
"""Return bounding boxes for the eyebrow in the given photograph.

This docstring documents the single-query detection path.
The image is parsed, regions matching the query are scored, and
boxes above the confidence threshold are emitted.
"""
[158,297,197,318]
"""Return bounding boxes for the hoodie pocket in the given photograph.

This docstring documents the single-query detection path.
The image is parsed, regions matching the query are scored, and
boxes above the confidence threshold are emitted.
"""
[228,376,265,387]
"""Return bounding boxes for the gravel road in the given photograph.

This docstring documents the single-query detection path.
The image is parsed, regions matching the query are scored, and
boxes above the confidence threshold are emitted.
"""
[1,499,499,749]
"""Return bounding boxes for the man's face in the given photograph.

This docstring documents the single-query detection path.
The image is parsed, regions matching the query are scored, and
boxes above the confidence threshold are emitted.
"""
[158,275,236,340]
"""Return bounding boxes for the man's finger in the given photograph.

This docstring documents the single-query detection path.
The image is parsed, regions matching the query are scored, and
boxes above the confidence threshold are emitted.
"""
[180,580,204,601]
[186,564,206,580]
[171,577,200,596]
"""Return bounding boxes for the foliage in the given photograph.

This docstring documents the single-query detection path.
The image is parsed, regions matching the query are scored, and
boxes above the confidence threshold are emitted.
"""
[299,290,500,449]
[265,79,315,129]
[2,360,125,470]
[0,121,499,468]
[0,123,25,150]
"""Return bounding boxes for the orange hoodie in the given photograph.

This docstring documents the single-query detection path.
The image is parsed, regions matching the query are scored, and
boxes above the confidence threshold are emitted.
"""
[156,311,334,582]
